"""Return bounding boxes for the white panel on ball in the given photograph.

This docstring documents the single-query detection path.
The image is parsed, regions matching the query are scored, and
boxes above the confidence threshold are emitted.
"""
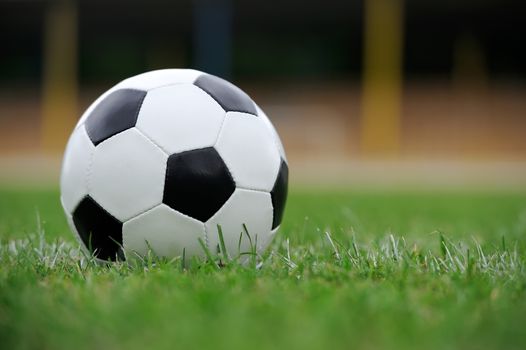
[205,188,273,257]
[115,69,203,91]
[60,125,94,214]
[258,226,280,252]
[136,84,225,154]
[64,212,82,248]
[255,104,287,163]
[123,204,206,260]
[89,128,167,222]
[215,112,281,192]
[75,69,204,130]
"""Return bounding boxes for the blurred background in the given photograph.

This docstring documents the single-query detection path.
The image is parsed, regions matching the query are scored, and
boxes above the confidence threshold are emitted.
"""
[1,0,525,188]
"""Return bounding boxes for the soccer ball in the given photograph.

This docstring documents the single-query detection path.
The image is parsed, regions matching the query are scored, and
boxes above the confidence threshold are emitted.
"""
[60,69,288,262]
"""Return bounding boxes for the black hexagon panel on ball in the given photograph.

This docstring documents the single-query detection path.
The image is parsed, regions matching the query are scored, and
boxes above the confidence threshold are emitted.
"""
[163,147,236,222]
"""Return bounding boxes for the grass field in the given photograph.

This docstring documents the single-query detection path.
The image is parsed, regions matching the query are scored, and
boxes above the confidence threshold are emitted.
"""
[1,187,525,350]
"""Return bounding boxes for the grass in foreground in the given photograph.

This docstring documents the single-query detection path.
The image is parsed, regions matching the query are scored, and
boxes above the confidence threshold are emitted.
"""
[0,188,525,350]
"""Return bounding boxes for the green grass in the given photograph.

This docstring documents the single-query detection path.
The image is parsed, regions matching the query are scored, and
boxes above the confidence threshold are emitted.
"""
[1,188,526,350]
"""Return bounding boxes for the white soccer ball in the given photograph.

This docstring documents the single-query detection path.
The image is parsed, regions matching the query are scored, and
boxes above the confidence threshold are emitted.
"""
[60,69,288,262]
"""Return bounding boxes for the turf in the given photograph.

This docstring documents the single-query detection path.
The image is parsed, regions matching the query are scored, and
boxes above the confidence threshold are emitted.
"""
[1,188,525,350]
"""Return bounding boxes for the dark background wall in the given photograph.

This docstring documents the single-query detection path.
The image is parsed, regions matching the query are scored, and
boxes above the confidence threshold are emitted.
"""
[1,0,524,85]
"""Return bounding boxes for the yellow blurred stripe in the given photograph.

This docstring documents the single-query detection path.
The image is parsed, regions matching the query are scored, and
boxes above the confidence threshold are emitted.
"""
[361,0,404,155]
[41,0,78,153]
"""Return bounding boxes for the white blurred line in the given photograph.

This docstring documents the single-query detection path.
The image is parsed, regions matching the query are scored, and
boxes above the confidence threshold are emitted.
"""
[289,157,526,190]
[1,155,526,190]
